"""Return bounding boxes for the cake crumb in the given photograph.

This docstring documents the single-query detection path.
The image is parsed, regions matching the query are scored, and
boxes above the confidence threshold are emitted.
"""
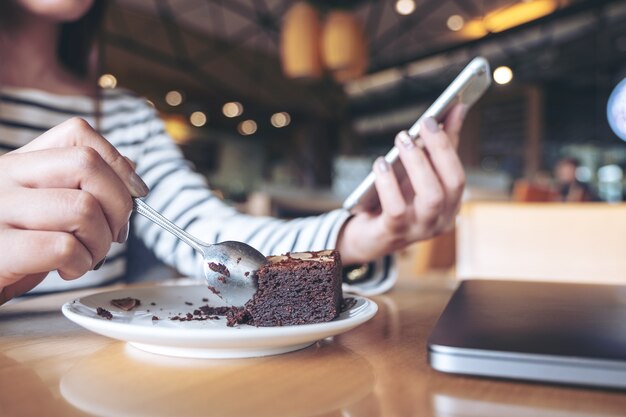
[340,297,357,312]
[208,262,230,277]
[96,307,113,320]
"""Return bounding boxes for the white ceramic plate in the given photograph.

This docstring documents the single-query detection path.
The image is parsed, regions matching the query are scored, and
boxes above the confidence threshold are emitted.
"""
[62,284,377,358]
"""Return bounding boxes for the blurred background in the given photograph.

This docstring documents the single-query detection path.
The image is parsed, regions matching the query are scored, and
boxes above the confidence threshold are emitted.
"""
[98,0,626,280]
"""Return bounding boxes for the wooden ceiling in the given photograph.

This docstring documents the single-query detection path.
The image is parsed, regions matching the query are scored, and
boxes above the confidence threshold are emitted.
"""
[103,0,626,136]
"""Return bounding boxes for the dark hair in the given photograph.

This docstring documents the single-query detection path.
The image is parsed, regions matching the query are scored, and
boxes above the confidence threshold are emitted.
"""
[58,0,107,78]
[559,157,581,168]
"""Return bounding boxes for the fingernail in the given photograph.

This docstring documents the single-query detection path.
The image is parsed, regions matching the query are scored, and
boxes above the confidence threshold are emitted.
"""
[93,257,107,271]
[397,132,415,149]
[124,156,137,170]
[375,157,389,173]
[423,117,439,133]
[129,171,149,197]
[117,222,129,244]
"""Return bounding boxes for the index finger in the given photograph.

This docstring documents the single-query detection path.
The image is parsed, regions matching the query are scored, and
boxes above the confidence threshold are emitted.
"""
[11,118,149,197]
[442,103,469,148]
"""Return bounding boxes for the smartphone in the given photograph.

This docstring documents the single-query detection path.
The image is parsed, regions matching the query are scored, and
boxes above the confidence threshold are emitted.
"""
[343,56,492,212]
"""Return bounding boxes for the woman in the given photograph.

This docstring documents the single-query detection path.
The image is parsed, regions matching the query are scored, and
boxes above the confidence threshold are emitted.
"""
[0,0,467,304]
[553,157,594,202]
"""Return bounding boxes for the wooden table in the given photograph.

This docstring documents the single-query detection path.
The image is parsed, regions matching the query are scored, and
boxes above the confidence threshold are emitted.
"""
[1,278,625,417]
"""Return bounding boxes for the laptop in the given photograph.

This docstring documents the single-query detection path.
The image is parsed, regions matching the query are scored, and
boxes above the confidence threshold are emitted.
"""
[428,280,626,389]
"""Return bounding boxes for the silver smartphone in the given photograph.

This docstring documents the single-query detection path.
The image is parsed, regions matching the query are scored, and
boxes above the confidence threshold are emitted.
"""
[343,56,492,212]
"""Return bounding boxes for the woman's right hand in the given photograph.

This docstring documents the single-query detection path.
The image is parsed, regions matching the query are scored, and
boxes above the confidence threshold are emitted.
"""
[0,118,149,304]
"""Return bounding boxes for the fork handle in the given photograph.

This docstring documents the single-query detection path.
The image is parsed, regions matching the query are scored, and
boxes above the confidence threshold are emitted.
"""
[133,198,206,255]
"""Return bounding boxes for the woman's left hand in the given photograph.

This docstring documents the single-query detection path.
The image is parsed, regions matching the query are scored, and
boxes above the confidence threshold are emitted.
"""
[337,104,467,265]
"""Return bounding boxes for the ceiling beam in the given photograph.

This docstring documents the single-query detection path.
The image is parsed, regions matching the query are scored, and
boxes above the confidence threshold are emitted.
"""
[370,0,443,59]
[369,0,623,72]
[155,0,190,62]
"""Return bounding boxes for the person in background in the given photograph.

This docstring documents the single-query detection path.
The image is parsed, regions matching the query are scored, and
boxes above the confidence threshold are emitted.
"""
[0,0,468,304]
[554,157,594,202]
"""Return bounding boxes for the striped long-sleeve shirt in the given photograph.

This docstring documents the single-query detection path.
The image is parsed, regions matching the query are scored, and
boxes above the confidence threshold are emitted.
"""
[0,87,395,296]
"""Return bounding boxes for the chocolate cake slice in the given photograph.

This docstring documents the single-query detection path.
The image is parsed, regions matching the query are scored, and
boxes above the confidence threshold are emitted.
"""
[243,249,343,327]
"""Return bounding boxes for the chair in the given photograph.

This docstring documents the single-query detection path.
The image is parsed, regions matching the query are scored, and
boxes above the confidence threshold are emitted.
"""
[456,202,626,284]
[512,179,559,202]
